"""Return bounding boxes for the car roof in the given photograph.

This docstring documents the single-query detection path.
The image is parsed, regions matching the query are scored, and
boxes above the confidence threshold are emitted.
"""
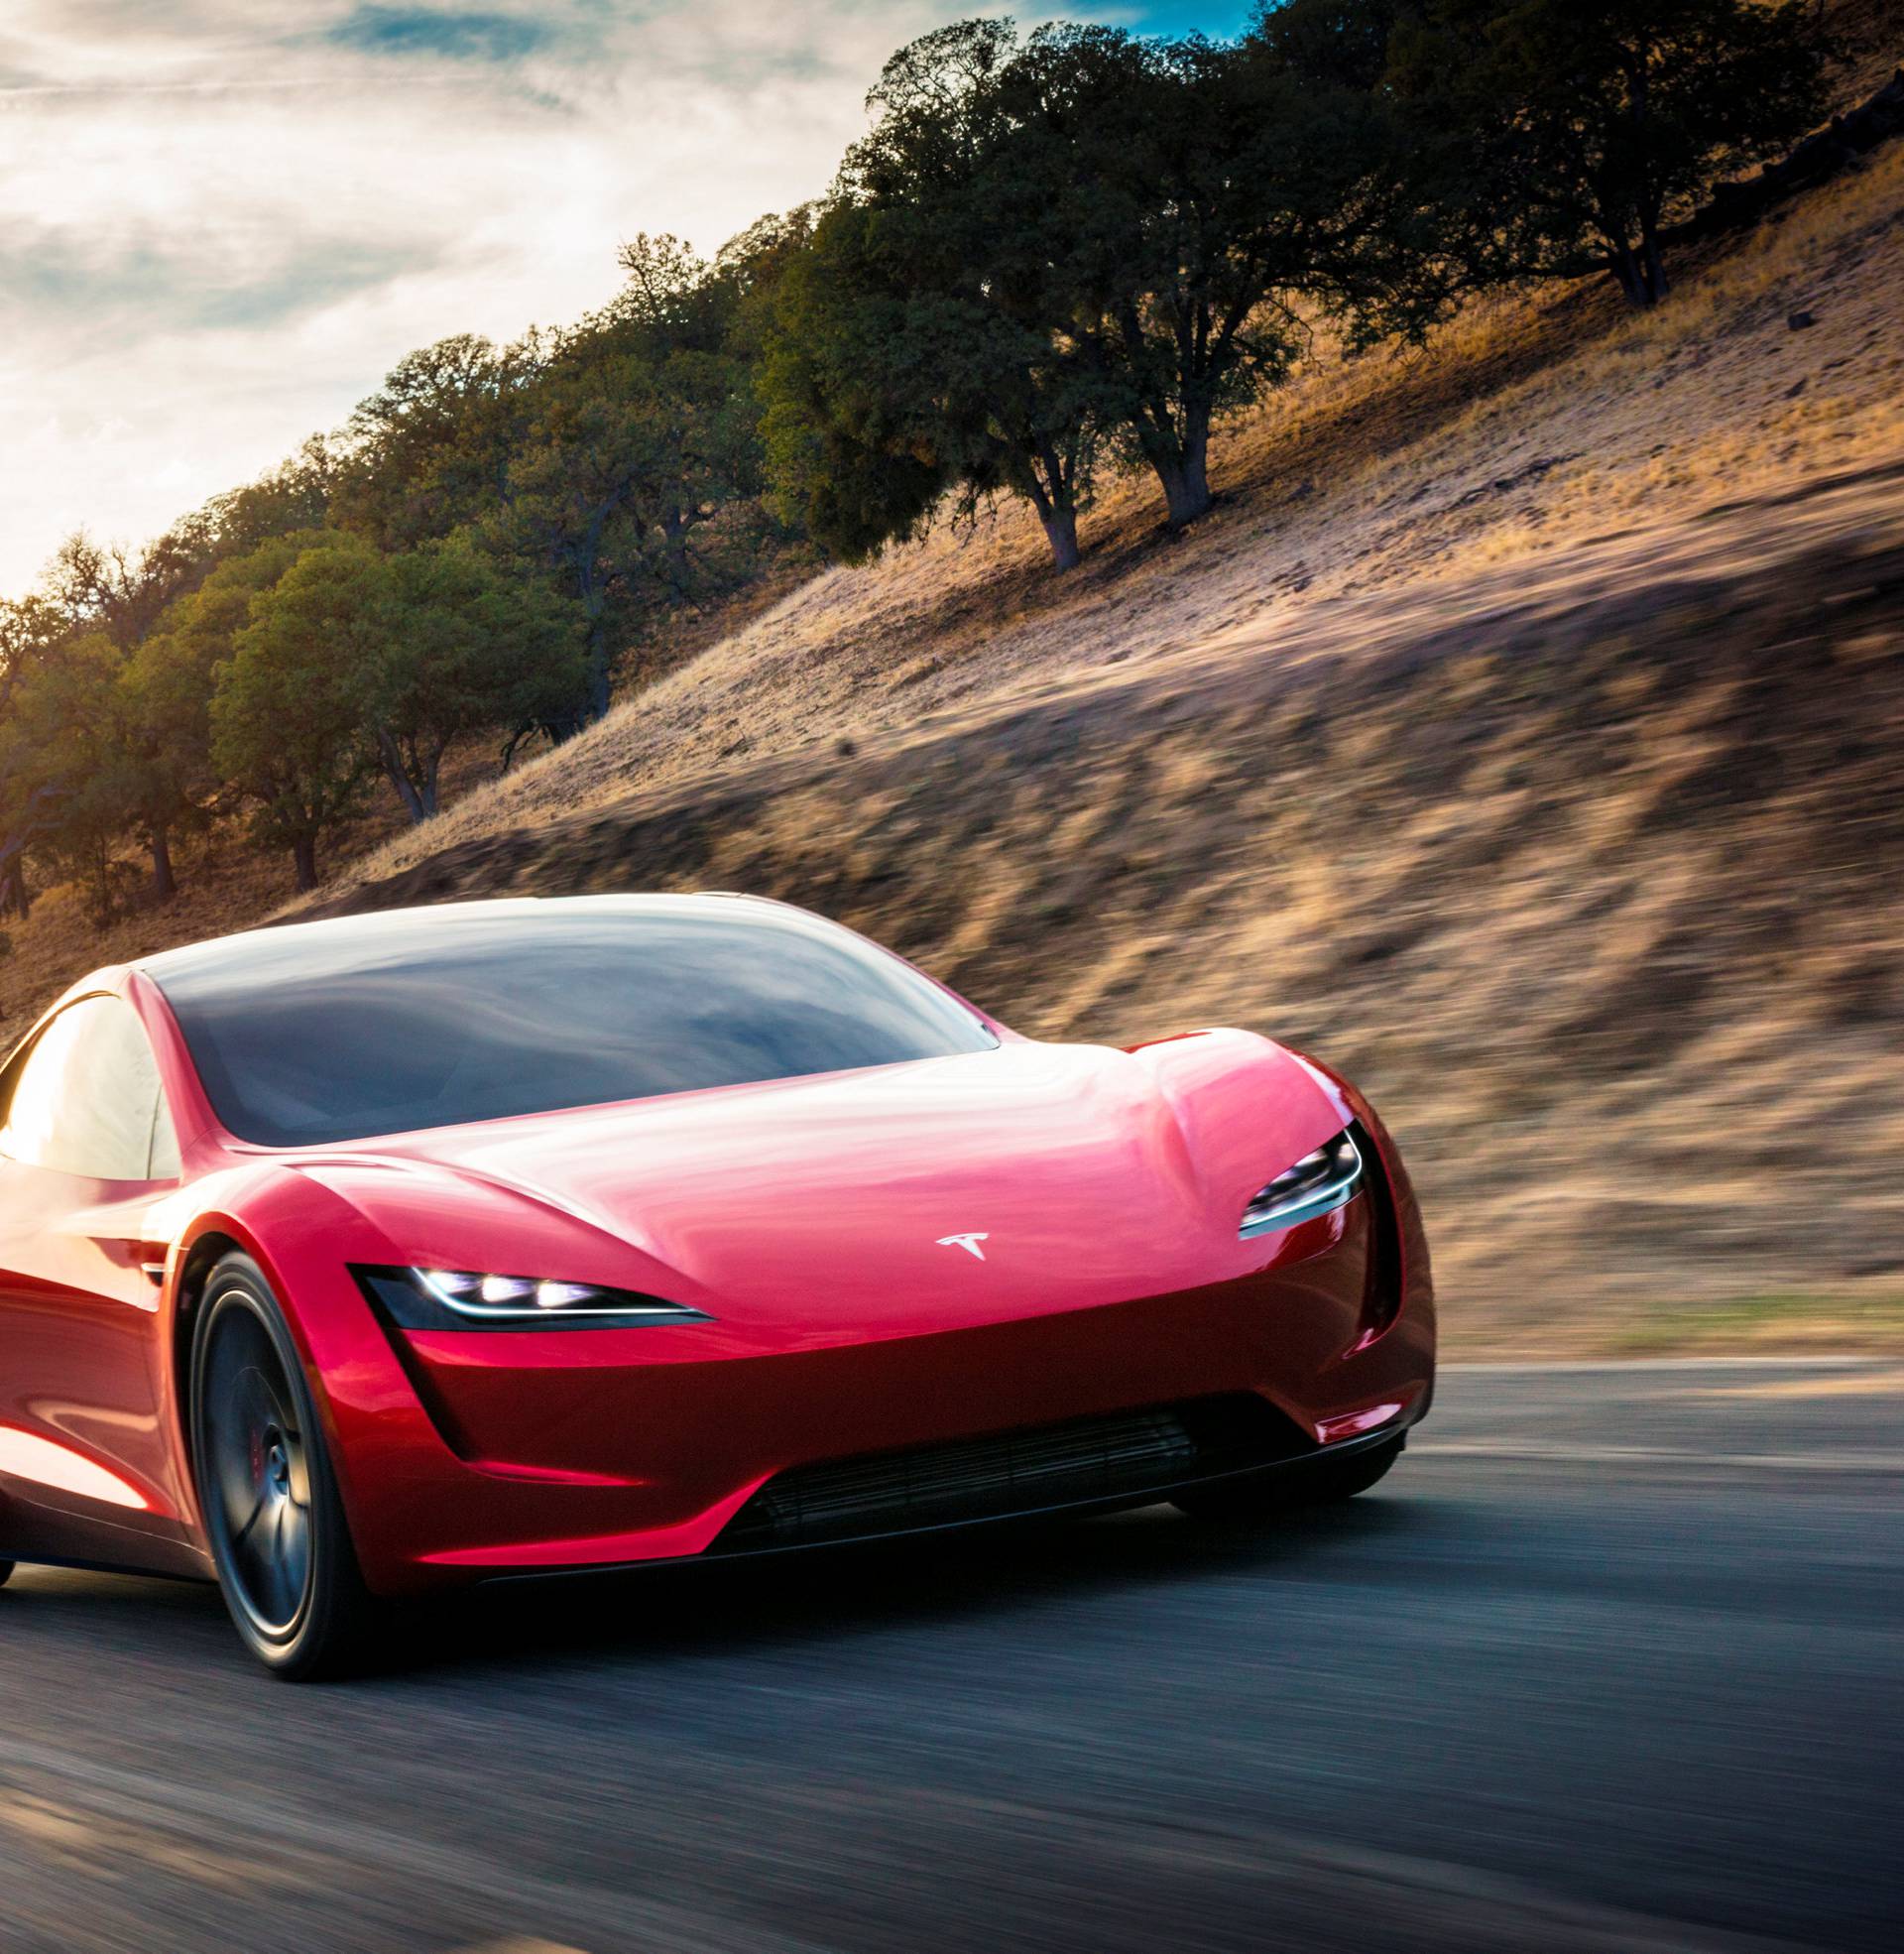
[136,893,795,989]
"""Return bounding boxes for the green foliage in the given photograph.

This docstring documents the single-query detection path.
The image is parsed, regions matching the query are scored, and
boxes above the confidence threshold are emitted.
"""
[187,527,585,879]
[715,207,822,365]
[762,22,1120,569]
[127,532,339,848]
[805,23,1119,567]
[203,438,336,555]
[1055,21,1450,524]
[1381,0,1835,305]
[40,526,217,651]
[331,334,534,550]
[326,239,767,730]
[370,535,588,817]
[1,457,356,915]
[1,596,82,916]
[764,15,1453,555]
[210,536,386,890]
[0,594,64,709]
[760,202,961,564]
[6,545,245,916]
[495,258,763,719]
[494,331,668,722]
[5,632,134,919]
[1249,0,1400,89]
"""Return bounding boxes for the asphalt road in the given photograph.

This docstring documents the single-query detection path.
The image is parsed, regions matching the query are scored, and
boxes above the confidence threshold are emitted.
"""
[2,1358,1899,1954]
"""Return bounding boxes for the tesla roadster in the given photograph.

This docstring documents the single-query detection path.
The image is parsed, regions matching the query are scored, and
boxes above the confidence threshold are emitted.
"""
[0,894,1433,1676]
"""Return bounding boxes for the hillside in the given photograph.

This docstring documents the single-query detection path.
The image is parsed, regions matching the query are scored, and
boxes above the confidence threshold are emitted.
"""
[4,112,1903,1353]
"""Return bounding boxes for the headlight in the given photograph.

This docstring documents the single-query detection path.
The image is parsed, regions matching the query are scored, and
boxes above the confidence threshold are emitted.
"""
[353,1265,712,1331]
[1240,1128,1365,1238]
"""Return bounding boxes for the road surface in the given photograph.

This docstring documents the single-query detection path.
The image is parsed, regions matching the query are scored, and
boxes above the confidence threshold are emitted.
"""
[1,1359,1899,1953]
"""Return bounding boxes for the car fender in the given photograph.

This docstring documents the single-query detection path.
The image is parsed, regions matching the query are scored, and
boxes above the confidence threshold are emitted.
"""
[156,1162,461,1580]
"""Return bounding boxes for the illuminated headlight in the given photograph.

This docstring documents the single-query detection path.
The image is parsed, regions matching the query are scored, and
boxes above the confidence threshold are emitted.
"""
[1241,1129,1365,1238]
[352,1265,711,1331]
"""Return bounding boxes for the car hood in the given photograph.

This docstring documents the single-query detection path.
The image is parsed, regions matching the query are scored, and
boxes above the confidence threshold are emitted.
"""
[301,1032,1349,1333]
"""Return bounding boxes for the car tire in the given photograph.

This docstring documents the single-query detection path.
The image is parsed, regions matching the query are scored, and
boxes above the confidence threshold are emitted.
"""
[189,1253,384,1680]
[1172,1434,1404,1521]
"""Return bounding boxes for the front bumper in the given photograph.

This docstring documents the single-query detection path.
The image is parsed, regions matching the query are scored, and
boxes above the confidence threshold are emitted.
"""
[706,1395,1414,1558]
[484,1409,1417,1582]
[308,1162,1434,1595]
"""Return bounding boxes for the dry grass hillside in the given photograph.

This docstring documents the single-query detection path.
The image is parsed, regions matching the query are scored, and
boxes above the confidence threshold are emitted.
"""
[4,87,1903,1355]
[302,456,1904,1355]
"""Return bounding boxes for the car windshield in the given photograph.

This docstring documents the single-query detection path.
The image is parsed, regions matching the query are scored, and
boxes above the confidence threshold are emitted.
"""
[148,901,997,1147]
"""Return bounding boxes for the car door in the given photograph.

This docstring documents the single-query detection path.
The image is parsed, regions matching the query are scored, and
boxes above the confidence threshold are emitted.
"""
[0,992,200,1576]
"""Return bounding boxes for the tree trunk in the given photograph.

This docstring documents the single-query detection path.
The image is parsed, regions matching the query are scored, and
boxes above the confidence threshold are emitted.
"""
[1150,449,1211,528]
[149,826,176,905]
[570,511,616,725]
[0,787,61,919]
[1139,403,1213,529]
[659,506,693,597]
[1606,241,1659,308]
[1024,435,1085,572]
[1111,294,1218,528]
[584,613,612,721]
[1638,214,1669,306]
[374,726,428,825]
[292,833,318,893]
[1038,504,1083,572]
[420,748,442,820]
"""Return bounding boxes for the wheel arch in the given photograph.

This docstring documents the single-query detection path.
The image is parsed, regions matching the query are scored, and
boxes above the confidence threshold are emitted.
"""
[172,1229,247,1405]
[165,1224,270,1530]
[160,1181,442,1593]
[162,1202,346,1526]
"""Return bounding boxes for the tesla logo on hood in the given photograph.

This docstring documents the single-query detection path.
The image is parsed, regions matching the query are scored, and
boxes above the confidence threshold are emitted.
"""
[937,1233,990,1261]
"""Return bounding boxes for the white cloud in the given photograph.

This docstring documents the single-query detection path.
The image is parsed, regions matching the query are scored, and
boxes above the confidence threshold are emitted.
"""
[0,1,994,592]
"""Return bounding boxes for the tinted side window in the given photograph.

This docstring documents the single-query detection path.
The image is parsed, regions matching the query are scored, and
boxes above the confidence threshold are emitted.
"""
[0,996,179,1180]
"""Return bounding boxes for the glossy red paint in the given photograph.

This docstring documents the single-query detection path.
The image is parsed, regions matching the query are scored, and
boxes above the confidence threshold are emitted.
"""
[0,905,1435,1595]
[0,1008,203,1573]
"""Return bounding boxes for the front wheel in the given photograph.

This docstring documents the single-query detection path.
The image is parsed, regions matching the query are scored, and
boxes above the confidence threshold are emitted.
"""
[190,1254,383,1679]
[1173,1434,1404,1522]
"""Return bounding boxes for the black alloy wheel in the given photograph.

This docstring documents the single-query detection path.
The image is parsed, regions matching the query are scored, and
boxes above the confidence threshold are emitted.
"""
[190,1253,382,1678]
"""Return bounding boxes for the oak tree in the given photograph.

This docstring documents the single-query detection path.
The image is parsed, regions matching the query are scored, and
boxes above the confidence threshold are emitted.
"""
[1384,0,1834,306]
[210,538,385,890]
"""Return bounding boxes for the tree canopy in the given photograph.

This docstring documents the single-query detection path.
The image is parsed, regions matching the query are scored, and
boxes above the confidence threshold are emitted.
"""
[209,535,387,892]
[369,535,587,821]
[761,14,1459,555]
[1365,0,1834,305]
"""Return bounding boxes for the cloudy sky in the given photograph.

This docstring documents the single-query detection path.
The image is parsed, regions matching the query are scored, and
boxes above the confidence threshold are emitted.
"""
[0,1,1249,595]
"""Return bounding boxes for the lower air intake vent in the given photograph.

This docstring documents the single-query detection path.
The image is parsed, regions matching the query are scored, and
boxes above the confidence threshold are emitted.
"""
[716,1395,1312,1551]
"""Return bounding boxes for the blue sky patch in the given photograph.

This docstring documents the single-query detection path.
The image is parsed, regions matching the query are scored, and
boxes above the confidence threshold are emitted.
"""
[1121,0,1257,38]
[325,5,553,63]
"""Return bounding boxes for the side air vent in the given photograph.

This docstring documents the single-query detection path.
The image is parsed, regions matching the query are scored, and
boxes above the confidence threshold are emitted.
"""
[716,1395,1314,1552]
[1354,1121,1406,1339]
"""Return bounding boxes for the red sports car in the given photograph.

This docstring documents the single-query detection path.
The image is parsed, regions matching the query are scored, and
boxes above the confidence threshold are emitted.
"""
[0,895,1433,1676]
